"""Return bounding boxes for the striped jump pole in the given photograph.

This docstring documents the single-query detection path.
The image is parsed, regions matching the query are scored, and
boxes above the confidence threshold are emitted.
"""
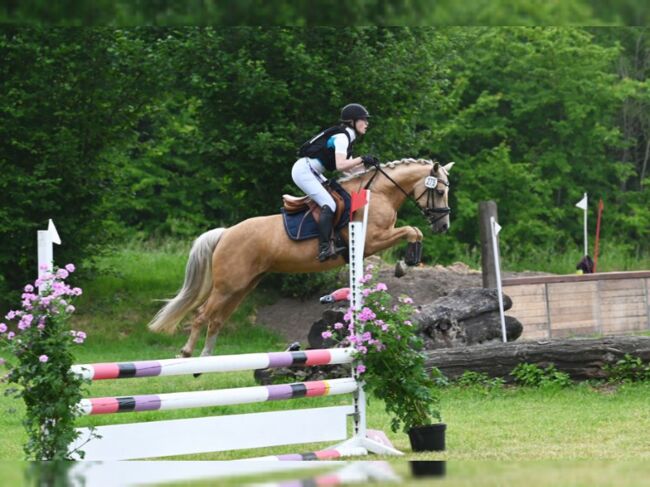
[78,377,357,415]
[71,347,353,381]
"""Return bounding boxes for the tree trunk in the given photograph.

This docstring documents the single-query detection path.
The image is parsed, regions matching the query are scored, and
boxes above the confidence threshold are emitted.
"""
[424,336,650,381]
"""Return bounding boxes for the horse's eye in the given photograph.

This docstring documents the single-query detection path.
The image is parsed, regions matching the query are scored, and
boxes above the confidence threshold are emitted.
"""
[436,189,445,196]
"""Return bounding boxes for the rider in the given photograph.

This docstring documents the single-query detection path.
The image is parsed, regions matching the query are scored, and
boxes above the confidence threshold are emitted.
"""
[292,103,379,262]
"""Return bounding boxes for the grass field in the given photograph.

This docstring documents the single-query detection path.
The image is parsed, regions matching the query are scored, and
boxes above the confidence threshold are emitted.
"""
[1,241,650,475]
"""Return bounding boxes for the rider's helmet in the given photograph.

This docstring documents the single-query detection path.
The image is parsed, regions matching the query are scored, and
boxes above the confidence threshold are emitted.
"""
[340,103,370,122]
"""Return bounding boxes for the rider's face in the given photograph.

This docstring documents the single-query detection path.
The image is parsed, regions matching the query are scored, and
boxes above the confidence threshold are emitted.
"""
[355,118,369,135]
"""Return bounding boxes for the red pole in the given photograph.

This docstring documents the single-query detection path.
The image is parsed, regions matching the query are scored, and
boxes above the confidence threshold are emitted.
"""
[593,198,604,272]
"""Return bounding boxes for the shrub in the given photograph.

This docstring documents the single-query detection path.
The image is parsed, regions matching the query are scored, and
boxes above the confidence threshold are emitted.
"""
[0,264,92,460]
[511,363,572,388]
[604,354,650,383]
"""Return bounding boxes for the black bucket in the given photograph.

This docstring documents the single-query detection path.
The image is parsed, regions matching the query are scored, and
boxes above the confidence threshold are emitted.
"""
[410,461,446,478]
[408,423,446,452]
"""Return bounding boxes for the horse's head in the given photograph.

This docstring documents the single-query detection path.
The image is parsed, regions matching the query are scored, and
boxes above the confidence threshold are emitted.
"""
[413,161,454,233]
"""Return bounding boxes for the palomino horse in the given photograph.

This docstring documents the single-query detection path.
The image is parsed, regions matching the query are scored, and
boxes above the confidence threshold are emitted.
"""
[149,158,454,357]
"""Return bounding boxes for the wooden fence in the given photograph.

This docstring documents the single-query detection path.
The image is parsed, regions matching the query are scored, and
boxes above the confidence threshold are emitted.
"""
[502,271,650,340]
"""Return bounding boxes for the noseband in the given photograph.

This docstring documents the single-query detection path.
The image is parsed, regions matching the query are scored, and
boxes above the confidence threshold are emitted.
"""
[364,165,451,225]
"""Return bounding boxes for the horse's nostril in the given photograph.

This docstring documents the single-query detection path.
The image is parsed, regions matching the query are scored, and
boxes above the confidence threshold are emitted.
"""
[441,224,448,232]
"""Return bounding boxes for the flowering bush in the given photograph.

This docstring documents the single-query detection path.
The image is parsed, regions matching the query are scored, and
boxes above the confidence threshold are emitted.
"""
[323,266,441,433]
[0,264,89,460]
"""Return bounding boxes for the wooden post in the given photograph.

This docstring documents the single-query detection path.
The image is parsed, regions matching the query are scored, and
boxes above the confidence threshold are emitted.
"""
[479,201,498,289]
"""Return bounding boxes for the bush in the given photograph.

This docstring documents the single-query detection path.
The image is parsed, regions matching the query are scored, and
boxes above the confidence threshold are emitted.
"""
[604,354,650,383]
[511,363,572,388]
[0,264,92,460]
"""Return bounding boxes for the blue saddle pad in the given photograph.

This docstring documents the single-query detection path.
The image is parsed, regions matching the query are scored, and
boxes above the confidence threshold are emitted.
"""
[281,181,351,241]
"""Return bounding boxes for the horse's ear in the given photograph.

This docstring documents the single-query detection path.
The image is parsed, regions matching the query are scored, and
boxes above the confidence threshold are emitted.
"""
[443,161,455,173]
[433,162,440,172]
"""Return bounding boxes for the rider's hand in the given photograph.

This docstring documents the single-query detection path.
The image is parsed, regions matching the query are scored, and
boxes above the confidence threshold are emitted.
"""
[362,155,380,168]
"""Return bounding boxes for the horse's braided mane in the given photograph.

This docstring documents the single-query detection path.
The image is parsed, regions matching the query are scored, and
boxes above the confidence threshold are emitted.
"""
[337,158,439,184]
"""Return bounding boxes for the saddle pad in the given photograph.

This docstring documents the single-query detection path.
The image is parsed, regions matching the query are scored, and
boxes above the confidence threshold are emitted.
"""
[281,181,351,241]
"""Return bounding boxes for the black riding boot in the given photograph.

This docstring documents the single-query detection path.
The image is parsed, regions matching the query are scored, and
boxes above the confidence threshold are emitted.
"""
[317,205,336,262]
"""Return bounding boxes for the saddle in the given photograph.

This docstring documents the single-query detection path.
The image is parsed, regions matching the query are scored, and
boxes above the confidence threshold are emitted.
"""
[282,185,346,227]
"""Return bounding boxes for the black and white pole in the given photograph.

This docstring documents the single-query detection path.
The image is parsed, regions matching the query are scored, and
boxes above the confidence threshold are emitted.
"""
[490,216,507,343]
[575,193,588,256]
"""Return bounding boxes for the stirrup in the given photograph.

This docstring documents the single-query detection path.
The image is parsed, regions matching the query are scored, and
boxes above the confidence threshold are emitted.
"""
[318,242,336,262]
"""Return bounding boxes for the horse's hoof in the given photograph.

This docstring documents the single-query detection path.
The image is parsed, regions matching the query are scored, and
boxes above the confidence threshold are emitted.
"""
[395,260,407,278]
[178,350,192,358]
[193,373,202,378]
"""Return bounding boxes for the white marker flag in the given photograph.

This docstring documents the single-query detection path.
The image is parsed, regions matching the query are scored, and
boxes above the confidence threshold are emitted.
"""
[575,194,588,210]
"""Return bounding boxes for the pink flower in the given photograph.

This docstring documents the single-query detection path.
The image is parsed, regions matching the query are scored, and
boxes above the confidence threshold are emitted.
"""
[362,289,371,297]
[361,331,372,342]
[76,331,86,339]
[356,364,366,374]
[343,309,353,323]
[356,345,367,354]
[5,311,15,320]
[400,296,414,304]
[56,269,69,279]
[72,287,83,296]
[404,320,412,327]
[37,323,45,330]
[334,322,344,330]
[7,332,15,340]
[66,305,75,313]
[321,331,333,339]
[357,307,376,322]
[24,284,34,293]
[0,357,4,366]
[375,282,388,291]
[73,337,84,344]
[365,264,374,272]
[38,355,48,363]
[0,323,6,333]
[65,263,75,273]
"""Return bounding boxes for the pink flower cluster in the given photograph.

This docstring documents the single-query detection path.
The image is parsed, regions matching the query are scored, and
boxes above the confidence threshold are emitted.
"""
[0,264,85,347]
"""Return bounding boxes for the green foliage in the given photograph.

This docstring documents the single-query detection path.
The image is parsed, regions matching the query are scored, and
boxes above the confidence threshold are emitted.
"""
[325,268,441,432]
[2,26,650,305]
[511,362,572,388]
[604,354,650,383]
[0,265,91,460]
[4,0,643,26]
[456,370,505,389]
[262,270,342,300]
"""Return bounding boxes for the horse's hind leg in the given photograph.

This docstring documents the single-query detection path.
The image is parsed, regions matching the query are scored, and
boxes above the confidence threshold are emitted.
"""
[178,304,207,358]
[199,277,262,357]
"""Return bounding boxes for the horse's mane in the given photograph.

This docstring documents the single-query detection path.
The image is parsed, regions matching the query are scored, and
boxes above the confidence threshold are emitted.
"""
[337,158,442,184]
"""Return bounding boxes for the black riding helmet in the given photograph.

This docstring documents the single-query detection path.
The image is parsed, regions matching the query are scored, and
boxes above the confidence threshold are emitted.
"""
[340,103,370,122]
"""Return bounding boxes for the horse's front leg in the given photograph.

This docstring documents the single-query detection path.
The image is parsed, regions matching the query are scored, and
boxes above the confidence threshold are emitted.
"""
[366,225,423,255]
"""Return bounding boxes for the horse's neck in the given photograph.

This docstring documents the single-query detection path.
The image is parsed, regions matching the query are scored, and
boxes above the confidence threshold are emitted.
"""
[373,165,427,209]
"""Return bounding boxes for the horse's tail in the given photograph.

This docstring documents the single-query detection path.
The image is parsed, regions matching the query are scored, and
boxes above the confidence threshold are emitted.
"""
[148,228,226,334]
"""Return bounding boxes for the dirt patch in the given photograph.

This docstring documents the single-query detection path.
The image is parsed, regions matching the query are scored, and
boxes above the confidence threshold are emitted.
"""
[254,258,549,345]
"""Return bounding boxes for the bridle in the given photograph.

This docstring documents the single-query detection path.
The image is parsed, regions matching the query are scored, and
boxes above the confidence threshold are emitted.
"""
[363,164,451,225]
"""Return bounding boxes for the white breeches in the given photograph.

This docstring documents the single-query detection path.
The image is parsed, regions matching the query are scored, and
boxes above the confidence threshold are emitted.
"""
[291,157,336,209]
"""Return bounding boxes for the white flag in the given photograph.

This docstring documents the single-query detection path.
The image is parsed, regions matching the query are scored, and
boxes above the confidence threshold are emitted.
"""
[48,219,61,245]
[493,221,502,235]
[575,193,588,211]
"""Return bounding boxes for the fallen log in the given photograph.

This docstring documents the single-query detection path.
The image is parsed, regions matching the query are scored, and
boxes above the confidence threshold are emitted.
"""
[424,336,650,381]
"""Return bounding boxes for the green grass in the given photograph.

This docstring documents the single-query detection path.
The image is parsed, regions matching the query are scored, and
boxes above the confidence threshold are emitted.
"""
[2,240,650,465]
